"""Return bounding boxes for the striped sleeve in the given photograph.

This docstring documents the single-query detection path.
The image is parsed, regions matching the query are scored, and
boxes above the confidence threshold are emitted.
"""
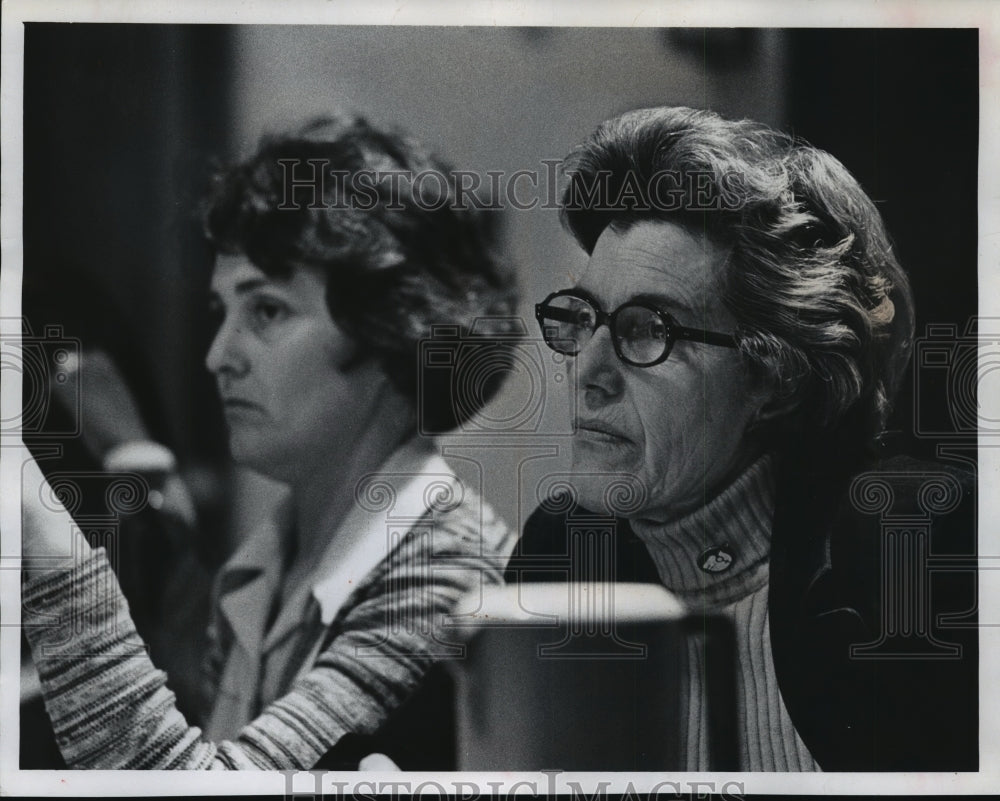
[22,494,514,770]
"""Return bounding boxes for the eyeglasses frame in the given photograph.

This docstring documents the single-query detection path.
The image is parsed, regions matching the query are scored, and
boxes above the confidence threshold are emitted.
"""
[534,288,738,367]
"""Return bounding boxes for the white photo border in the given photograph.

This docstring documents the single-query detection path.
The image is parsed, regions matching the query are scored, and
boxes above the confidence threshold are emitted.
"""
[2,0,998,796]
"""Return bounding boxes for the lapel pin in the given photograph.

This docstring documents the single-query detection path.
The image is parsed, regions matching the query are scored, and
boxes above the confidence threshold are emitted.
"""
[699,545,735,574]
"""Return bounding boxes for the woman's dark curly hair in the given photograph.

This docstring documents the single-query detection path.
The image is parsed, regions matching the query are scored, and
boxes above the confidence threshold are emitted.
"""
[202,115,518,432]
[560,106,914,455]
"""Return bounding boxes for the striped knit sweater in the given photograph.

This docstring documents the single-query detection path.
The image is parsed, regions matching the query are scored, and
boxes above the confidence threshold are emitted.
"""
[629,453,819,771]
[21,489,512,769]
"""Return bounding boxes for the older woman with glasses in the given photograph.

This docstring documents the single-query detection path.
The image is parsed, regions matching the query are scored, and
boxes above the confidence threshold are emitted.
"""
[511,106,977,772]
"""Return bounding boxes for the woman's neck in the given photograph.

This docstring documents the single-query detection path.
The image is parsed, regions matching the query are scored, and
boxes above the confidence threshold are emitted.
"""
[288,394,418,569]
[628,452,777,608]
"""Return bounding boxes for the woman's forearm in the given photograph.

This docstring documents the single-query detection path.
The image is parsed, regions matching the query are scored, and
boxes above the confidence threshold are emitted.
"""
[18,446,93,575]
[22,548,253,768]
[22,497,512,770]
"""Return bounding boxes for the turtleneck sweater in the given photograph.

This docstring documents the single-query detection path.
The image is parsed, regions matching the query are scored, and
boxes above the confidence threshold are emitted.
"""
[629,453,819,771]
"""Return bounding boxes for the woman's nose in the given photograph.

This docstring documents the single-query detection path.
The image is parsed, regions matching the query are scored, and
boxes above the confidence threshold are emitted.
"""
[575,325,624,402]
[204,318,249,377]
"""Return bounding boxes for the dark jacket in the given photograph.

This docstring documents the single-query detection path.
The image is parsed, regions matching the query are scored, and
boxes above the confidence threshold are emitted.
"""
[505,451,978,772]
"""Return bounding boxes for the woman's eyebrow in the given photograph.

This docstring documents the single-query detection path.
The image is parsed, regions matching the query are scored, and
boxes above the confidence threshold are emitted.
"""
[630,291,692,314]
[208,278,277,303]
[233,278,271,295]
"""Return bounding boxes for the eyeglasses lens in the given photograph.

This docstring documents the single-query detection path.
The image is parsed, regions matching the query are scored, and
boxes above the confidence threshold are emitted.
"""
[614,305,668,365]
[543,295,596,354]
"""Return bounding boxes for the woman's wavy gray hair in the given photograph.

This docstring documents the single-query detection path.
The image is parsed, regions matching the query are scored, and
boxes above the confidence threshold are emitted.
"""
[560,106,914,452]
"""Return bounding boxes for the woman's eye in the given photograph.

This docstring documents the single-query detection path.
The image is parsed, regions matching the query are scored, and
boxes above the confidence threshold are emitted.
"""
[252,299,288,326]
[622,320,646,339]
[646,320,666,340]
[621,318,664,343]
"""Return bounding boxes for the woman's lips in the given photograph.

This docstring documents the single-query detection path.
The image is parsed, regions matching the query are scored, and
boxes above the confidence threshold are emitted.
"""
[575,418,634,445]
[221,398,264,417]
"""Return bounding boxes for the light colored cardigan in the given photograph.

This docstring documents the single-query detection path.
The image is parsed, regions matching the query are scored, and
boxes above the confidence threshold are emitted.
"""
[22,487,512,769]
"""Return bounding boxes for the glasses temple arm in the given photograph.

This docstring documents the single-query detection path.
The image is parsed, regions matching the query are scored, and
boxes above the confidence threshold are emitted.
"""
[672,325,738,349]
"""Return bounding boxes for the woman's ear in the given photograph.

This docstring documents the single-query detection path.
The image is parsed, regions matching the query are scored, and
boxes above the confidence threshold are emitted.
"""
[745,374,803,434]
[333,336,375,375]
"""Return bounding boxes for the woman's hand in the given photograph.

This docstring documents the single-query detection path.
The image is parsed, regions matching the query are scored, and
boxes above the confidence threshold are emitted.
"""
[18,444,90,573]
[358,753,401,771]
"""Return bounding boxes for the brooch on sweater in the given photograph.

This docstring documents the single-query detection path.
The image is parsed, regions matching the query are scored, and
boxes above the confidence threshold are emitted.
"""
[698,545,735,573]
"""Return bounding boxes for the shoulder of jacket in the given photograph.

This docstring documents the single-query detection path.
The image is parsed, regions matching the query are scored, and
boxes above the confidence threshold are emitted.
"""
[415,484,515,559]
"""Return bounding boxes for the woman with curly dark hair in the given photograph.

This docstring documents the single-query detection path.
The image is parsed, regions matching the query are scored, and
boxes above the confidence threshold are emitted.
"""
[21,115,518,770]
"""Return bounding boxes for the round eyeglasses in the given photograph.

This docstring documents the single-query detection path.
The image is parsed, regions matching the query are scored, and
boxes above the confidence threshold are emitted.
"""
[535,289,738,367]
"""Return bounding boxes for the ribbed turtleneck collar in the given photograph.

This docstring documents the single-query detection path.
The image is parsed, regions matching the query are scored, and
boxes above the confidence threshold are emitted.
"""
[628,453,777,609]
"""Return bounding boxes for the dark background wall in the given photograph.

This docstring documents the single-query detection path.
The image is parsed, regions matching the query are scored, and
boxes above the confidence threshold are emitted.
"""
[23,23,233,465]
[786,28,979,464]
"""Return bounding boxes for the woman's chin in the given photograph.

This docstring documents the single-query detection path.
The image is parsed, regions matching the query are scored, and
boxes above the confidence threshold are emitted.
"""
[227,440,282,478]
[564,467,650,518]
[570,438,635,475]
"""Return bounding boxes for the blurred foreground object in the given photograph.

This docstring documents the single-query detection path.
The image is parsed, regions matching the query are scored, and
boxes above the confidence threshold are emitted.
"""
[450,582,737,771]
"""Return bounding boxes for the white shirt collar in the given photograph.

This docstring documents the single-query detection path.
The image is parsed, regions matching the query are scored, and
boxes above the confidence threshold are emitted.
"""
[309,439,460,625]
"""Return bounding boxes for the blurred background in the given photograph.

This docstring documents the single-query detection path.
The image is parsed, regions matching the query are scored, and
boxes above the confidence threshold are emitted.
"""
[19,25,978,766]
